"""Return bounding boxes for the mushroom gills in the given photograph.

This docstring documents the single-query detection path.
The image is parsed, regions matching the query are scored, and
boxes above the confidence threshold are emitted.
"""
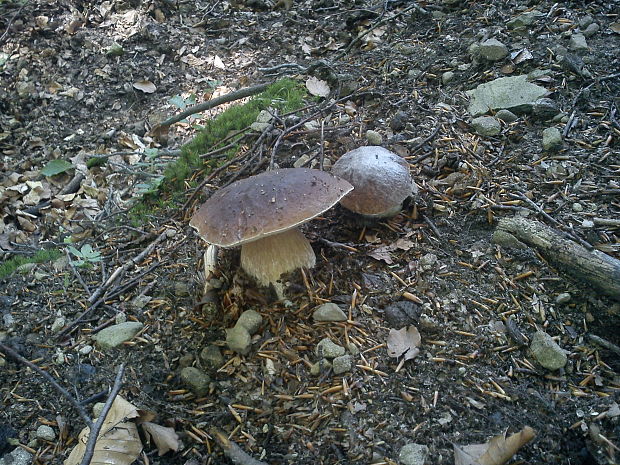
[240,227,316,286]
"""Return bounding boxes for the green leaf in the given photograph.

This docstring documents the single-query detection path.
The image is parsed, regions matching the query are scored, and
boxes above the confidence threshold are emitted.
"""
[41,160,74,177]
[67,245,82,257]
[168,95,186,109]
[144,148,159,159]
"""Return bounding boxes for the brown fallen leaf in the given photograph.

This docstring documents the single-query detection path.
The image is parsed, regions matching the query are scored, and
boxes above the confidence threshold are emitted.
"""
[387,326,421,361]
[64,396,142,465]
[453,426,536,465]
[142,422,180,456]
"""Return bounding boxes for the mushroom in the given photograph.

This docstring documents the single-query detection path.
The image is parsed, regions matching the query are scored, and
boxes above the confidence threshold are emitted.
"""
[332,146,417,218]
[190,168,353,290]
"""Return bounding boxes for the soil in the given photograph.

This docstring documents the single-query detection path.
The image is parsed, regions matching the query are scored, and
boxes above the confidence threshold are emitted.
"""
[1,0,619,464]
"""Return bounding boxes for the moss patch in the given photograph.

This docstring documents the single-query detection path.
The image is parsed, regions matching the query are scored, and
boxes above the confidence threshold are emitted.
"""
[0,249,62,279]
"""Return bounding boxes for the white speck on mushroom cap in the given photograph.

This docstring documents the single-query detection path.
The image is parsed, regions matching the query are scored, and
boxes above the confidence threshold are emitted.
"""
[189,168,353,247]
[332,146,417,217]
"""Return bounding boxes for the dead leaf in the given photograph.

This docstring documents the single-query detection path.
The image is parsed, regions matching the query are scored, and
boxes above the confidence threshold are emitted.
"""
[368,246,393,264]
[387,326,421,360]
[510,48,533,64]
[306,76,330,98]
[610,23,620,34]
[141,422,180,456]
[133,80,156,94]
[454,426,536,465]
[64,396,142,465]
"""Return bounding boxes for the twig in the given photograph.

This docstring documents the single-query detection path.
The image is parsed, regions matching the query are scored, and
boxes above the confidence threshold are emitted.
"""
[588,334,620,357]
[87,229,175,305]
[155,83,272,129]
[65,249,92,297]
[0,342,92,426]
[211,428,270,465]
[79,364,125,465]
[24,172,85,216]
[421,214,440,238]
[0,1,26,44]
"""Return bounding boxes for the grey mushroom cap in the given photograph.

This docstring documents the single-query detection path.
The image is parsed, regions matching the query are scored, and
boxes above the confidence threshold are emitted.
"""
[189,168,353,247]
[332,146,417,217]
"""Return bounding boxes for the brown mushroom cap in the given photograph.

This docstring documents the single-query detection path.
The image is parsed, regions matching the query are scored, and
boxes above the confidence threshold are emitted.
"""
[189,168,353,247]
[332,146,417,217]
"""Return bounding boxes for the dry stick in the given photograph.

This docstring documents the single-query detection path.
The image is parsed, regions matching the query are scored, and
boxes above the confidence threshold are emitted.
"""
[211,428,270,465]
[588,334,620,357]
[0,342,92,426]
[65,249,92,297]
[57,230,175,338]
[155,83,272,129]
[508,192,593,250]
[79,364,125,465]
[88,228,175,305]
[24,172,86,216]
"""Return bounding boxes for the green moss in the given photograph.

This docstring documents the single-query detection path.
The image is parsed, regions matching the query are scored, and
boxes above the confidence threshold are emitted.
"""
[129,78,306,223]
[0,248,62,279]
[164,78,306,189]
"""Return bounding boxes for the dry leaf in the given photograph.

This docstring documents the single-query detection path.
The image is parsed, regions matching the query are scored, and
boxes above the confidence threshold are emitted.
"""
[141,422,180,456]
[133,80,156,94]
[387,326,421,360]
[64,396,142,465]
[306,76,330,98]
[368,246,393,264]
[454,426,536,465]
[610,23,620,34]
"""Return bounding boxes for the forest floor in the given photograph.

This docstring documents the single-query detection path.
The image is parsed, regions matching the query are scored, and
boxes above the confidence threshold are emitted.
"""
[1,0,619,464]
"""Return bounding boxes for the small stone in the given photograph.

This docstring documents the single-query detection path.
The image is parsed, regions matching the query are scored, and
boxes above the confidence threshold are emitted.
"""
[346,342,360,356]
[555,293,572,305]
[332,355,352,374]
[441,71,455,84]
[3,313,15,328]
[366,130,382,145]
[507,11,540,30]
[532,98,560,120]
[92,402,105,418]
[115,312,127,324]
[572,202,584,212]
[0,447,33,465]
[180,367,211,397]
[581,219,595,228]
[107,43,124,57]
[310,359,332,376]
[316,338,345,359]
[313,302,347,322]
[419,253,438,271]
[226,326,252,355]
[35,425,55,441]
[530,331,567,370]
[582,23,600,38]
[384,301,421,328]
[569,33,588,51]
[478,38,508,61]
[93,322,143,350]
[496,109,518,123]
[542,127,563,151]
[236,310,263,335]
[200,345,224,371]
[578,16,594,29]
[399,443,429,465]
[78,345,93,355]
[50,316,65,333]
[178,354,194,368]
[174,281,190,296]
[390,111,408,131]
[471,116,501,136]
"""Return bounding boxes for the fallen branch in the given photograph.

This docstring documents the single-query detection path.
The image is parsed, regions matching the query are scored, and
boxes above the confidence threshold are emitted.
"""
[492,217,620,300]
[153,83,272,130]
[0,342,126,465]
[211,428,270,465]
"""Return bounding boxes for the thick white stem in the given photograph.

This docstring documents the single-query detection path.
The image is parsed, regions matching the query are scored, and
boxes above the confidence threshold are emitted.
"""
[240,228,316,286]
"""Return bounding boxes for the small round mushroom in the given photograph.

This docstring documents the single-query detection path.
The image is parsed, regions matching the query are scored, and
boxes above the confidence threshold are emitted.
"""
[332,146,417,218]
[190,168,353,288]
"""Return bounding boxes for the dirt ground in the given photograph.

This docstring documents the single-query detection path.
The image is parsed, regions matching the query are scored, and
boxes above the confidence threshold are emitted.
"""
[1,0,619,464]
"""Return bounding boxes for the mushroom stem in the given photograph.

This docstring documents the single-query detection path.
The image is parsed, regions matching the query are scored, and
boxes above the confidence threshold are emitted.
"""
[240,228,316,286]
